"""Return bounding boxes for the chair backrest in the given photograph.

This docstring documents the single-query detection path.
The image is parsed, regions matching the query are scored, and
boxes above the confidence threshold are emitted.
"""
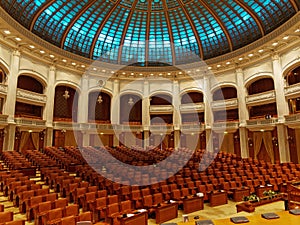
[153,193,163,205]
[37,201,52,214]
[85,192,96,202]
[76,222,92,225]
[4,219,25,225]
[120,200,131,213]
[60,215,76,225]
[44,193,58,202]
[97,190,107,198]
[47,208,63,221]
[106,203,119,217]
[142,195,153,208]
[54,198,68,209]
[64,204,79,217]
[107,195,118,205]
[0,211,13,223]
[78,211,92,221]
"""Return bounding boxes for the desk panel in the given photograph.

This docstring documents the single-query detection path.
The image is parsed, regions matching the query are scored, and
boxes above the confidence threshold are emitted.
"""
[119,212,148,225]
[183,197,204,214]
[156,203,178,224]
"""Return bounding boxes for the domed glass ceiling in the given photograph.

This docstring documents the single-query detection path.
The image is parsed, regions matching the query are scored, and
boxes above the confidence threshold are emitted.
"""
[0,0,298,66]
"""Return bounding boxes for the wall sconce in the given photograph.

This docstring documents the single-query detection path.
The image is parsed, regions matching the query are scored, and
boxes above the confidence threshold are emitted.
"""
[248,138,253,147]
[287,136,293,142]
[63,89,70,100]
[128,97,134,106]
[234,135,240,143]
[272,137,278,147]
[97,95,103,104]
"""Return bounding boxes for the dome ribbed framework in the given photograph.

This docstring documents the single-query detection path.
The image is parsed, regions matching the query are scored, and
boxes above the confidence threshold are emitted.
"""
[1,0,298,66]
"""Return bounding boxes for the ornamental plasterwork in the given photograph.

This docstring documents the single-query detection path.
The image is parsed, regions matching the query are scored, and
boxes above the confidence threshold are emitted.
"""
[149,105,173,113]
[16,89,47,103]
[212,98,238,109]
[179,103,205,111]
[246,90,275,104]
[284,83,300,97]
[0,84,7,94]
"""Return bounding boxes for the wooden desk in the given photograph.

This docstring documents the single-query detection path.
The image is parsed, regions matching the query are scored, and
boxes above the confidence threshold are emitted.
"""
[177,211,300,225]
[209,191,227,207]
[118,212,148,225]
[233,188,250,202]
[255,185,273,197]
[183,196,204,214]
[155,203,178,224]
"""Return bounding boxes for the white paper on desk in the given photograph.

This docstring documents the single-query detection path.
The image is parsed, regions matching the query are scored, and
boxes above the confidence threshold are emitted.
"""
[127,214,135,217]
[137,209,147,213]
[170,200,176,203]
[196,193,204,197]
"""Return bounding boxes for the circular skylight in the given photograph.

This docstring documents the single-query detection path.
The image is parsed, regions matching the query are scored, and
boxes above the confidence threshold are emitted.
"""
[0,0,298,66]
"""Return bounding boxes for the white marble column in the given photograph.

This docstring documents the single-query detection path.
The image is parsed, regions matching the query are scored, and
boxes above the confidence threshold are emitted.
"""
[111,80,120,125]
[204,74,213,152]
[43,66,56,146]
[142,80,150,148]
[77,75,89,124]
[4,50,19,123]
[272,54,290,162]
[3,50,20,150]
[236,68,249,158]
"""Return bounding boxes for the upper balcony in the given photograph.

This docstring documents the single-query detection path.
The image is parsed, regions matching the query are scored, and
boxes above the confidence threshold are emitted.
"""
[149,105,173,114]
[16,88,47,106]
[213,121,239,132]
[15,116,46,129]
[180,103,204,113]
[246,90,276,106]
[246,117,278,131]
[285,114,300,128]
[0,83,7,97]
[284,83,300,98]
[212,98,238,110]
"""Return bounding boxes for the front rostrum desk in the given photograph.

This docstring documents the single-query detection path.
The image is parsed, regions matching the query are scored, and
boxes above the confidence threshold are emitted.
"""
[174,211,300,225]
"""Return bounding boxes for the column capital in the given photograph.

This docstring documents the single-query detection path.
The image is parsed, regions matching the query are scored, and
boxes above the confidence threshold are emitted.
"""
[12,50,20,57]
[49,65,56,72]
[235,67,243,74]
[271,53,279,61]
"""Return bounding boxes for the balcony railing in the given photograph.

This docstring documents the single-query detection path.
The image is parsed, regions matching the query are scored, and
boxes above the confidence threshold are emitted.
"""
[246,118,278,127]
[213,121,239,130]
[0,83,7,96]
[212,98,238,109]
[181,123,204,132]
[284,83,300,98]
[246,90,275,106]
[284,114,300,127]
[149,124,173,133]
[149,105,173,114]
[0,114,8,124]
[16,88,47,105]
[180,103,205,112]
[15,117,46,127]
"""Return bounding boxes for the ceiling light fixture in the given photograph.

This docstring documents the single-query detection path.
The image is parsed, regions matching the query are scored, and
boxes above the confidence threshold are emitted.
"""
[3,30,10,34]
[15,37,21,41]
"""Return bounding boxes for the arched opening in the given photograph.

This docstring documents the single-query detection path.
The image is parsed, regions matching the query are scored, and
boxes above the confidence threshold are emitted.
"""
[88,91,111,123]
[247,78,274,95]
[120,94,142,124]
[213,86,237,101]
[17,75,44,93]
[181,91,203,104]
